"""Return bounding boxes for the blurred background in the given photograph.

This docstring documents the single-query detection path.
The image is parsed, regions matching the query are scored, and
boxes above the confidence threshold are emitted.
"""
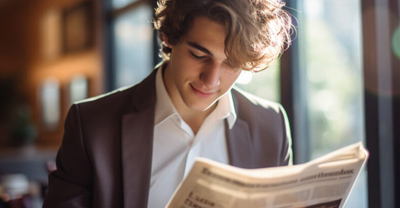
[0,0,399,207]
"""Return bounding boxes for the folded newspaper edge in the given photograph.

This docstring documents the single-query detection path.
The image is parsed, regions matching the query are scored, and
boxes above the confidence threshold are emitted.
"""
[166,142,369,208]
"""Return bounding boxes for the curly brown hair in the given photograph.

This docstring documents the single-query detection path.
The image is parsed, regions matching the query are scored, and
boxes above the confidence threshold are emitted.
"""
[153,0,294,72]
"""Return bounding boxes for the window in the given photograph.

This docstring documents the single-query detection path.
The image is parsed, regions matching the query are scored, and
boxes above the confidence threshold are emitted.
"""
[105,0,154,90]
[113,4,153,88]
[235,61,281,102]
[299,0,367,207]
[112,0,139,9]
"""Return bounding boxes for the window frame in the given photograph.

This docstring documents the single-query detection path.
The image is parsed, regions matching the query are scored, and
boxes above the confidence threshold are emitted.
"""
[361,0,400,207]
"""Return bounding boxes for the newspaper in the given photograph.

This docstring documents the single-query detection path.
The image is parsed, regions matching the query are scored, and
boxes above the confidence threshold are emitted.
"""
[166,142,368,208]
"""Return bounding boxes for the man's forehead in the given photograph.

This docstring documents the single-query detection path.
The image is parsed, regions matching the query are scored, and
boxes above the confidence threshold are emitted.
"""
[184,17,228,59]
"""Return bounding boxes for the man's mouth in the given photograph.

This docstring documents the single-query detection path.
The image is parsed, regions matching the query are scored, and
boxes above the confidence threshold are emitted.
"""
[190,84,216,98]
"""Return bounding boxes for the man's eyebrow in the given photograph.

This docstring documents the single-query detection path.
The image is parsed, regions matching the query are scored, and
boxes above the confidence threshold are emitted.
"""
[187,41,213,56]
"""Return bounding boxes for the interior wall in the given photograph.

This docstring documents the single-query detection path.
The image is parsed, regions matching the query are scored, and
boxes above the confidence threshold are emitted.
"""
[0,0,104,148]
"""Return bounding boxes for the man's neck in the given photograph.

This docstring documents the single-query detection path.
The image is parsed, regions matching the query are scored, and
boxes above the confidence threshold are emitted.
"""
[177,102,217,135]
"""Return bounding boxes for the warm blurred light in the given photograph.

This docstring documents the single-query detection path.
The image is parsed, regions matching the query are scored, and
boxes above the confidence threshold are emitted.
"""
[40,78,60,130]
[69,75,88,105]
[41,9,62,61]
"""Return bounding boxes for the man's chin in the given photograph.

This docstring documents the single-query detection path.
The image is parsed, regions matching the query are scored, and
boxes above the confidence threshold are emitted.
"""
[187,101,218,112]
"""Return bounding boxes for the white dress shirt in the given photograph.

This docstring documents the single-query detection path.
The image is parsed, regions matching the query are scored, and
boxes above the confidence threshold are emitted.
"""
[148,67,237,208]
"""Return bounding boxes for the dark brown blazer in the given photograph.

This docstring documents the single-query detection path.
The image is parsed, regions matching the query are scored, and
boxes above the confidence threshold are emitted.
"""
[43,68,292,208]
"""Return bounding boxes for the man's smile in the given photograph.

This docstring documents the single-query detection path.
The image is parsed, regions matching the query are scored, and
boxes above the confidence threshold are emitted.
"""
[190,83,217,97]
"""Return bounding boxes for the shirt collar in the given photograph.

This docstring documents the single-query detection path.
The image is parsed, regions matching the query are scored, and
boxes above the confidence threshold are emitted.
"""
[154,64,237,129]
[213,89,237,129]
[154,64,179,126]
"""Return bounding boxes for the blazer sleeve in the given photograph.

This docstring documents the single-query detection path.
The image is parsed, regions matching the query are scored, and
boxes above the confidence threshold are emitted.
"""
[43,104,93,208]
[278,104,293,166]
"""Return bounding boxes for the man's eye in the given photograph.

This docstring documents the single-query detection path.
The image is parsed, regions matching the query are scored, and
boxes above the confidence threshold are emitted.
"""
[190,51,207,60]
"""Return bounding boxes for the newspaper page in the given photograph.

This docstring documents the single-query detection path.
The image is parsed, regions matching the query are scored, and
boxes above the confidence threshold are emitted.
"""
[166,142,368,208]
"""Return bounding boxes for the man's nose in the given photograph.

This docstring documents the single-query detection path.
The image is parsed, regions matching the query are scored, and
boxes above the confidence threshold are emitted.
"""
[200,62,221,89]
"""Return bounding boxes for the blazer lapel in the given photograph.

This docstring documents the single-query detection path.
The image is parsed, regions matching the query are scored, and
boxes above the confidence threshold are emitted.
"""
[121,70,157,208]
[226,119,253,168]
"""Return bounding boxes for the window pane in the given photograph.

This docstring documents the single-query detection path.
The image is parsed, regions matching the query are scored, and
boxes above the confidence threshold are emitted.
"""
[112,0,139,9]
[235,60,280,102]
[113,5,153,89]
[301,0,367,207]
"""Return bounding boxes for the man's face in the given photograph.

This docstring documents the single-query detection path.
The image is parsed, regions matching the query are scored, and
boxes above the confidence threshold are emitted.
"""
[163,16,242,113]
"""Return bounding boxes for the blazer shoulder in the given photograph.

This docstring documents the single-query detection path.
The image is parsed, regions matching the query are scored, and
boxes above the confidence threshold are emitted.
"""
[231,87,292,166]
[231,87,289,137]
[76,85,136,110]
[231,87,283,115]
[76,69,157,113]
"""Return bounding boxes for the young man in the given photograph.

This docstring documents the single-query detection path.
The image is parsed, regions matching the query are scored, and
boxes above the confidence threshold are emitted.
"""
[43,0,294,207]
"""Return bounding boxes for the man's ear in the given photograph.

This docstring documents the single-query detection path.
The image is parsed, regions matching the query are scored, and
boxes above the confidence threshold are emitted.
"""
[161,33,173,49]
